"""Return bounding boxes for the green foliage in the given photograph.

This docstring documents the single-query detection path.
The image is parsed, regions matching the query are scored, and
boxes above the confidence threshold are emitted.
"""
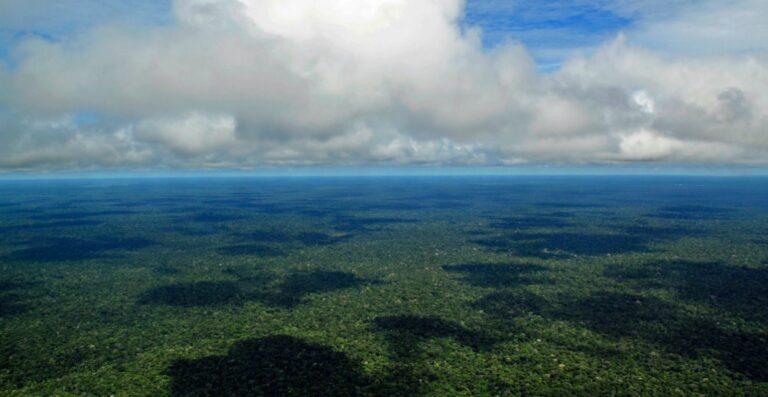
[1,178,768,396]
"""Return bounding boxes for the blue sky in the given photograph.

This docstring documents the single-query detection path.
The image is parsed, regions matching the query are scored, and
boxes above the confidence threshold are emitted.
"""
[0,0,172,65]
[462,1,632,70]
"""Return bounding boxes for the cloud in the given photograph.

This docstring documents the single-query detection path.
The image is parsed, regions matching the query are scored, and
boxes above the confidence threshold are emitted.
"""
[616,129,746,163]
[0,0,767,172]
[0,112,152,170]
[625,0,768,55]
[136,112,237,156]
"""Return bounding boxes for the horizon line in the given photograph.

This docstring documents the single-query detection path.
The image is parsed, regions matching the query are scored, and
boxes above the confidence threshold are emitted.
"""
[2,166,768,181]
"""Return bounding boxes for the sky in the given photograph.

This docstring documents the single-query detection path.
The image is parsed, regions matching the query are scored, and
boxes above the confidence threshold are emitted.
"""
[0,0,767,174]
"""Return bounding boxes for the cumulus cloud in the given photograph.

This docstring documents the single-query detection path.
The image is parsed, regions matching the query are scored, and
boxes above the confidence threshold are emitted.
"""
[0,111,152,170]
[136,113,237,156]
[0,0,767,171]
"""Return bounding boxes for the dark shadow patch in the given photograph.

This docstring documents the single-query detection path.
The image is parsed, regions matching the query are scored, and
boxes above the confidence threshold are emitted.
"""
[0,219,103,233]
[424,200,472,210]
[661,205,733,214]
[118,197,196,208]
[176,224,229,236]
[370,314,499,396]
[0,293,28,317]
[246,203,298,214]
[442,263,548,288]
[620,224,705,239]
[374,315,496,355]
[238,230,349,246]
[294,232,349,246]
[203,198,261,209]
[256,271,377,308]
[188,212,242,223]
[551,292,768,381]
[473,290,551,320]
[241,230,293,243]
[0,208,39,216]
[474,232,650,258]
[163,206,209,214]
[473,289,768,381]
[28,219,103,228]
[356,202,425,211]
[706,331,768,381]
[552,292,680,338]
[605,260,768,322]
[0,281,37,292]
[650,205,734,220]
[166,335,373,397]
[153,264,180,275]
[547,211,574,218]
[296,208,337,217]
[29,210,134,221]
[333,216,418,233]
[536,202,607,209]
[217,244,284,257]
[6,236,154,262]
[138,281,245,307]
[0,281,39,317]
[140,271,375,309]
[489,215,571,230]
[470,237,512,251]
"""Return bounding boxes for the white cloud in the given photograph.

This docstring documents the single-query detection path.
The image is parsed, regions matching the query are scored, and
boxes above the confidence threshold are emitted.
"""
[0,113,153,170]
[626,0,768,55]
[632,91,655,114]
[0,0,767,171]
[618,129,680,161]
[617,129,746,162]
[136,112,237,156]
